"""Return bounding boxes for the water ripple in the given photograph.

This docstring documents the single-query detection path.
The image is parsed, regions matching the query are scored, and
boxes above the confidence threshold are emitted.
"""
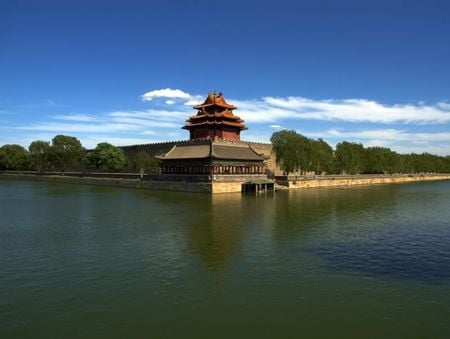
[312,223,450,282]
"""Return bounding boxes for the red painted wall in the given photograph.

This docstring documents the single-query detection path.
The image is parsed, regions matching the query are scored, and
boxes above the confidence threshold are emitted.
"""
[190,127,240,140]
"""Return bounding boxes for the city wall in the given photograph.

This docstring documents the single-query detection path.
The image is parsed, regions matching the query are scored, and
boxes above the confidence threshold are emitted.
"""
[0,172,212,193]
[119,140,282,175]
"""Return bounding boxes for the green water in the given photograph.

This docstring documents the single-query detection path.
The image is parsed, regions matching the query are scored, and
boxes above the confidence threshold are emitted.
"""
[1,179,450,338]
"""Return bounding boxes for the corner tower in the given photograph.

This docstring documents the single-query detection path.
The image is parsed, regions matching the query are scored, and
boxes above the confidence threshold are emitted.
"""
[183,92,247,141]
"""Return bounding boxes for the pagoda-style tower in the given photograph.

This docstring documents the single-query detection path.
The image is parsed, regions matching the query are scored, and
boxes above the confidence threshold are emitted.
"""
[156,91,268,181]
[183,92,247,141]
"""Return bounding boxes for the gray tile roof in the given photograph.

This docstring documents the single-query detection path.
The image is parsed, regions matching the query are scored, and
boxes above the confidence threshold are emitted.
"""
[157,141,265,161]
[157,144,210,159]
[212,144,264,160]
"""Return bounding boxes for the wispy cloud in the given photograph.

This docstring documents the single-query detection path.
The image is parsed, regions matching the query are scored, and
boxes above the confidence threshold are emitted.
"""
[16,99,69,110]
[183,95,203,106]
[108,109,187,123]
[19,122,141,133]
[234,97,450,124]
[22,109,188,135]
[54,114,100,122]
[6,88,450,155]
[310,128,450,143]
[80,136,161,148]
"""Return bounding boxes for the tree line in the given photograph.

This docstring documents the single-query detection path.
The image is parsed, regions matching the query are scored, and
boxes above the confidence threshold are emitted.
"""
[0,135,160,174]
[3,131,449,176]
[271,130,450,175]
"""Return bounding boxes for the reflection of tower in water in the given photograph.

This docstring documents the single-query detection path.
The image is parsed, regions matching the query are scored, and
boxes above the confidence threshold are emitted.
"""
[185,193,276,271]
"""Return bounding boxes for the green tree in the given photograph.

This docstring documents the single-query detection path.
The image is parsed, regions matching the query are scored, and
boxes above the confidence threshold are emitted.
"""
[364,147,396,174]
[335,141,365,174]
[297,133,313,174]
[388,151,403,174]
[445,156,450,172]
[271,130,302,175]
[310,138,334,174]
[132,151,160,178]
[51,135,85,170]
[85,142,127,172]
[0,144,30,170]
[29,140,51,171]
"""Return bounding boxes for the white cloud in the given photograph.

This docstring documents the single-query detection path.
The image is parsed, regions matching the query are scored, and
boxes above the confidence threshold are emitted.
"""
[108,116,178,128]
[313,128,450,143]
[109,109,187,122]
[234,97,450,124]
[54,114,100,122]
[8,89,450,155]
[19,110,182,133]
[68,136,161,149]
[391,144,450,155]
[141,88,190,101]
[139,90,450,125]
[0,133,58,149]
[142,130,158,135]
[19,122,141,133]
[14,107,188,147]
[183,95,203,106]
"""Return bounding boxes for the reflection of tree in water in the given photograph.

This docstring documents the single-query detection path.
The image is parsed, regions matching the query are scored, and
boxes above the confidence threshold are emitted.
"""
[184,186,404,270]
[271,185,401,241]
[185,194,276,271]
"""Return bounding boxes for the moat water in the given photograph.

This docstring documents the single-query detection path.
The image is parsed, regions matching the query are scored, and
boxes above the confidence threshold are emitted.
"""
[1,179,450,338]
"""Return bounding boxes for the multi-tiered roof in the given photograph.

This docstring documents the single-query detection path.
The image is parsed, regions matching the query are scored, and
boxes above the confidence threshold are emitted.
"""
[183,92,247,141]
[157,92,266,176]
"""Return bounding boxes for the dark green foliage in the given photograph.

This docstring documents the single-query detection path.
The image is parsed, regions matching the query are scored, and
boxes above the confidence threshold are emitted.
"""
[51,135,85,170]
[271,131,450,175]
[132,151,160,177]
[310,138,334,174]
[271,130,335,174]
[29,140,51,171]
[335,141,365,174]
[271,130,305,174]
[362,149,450,174]
[85,142,127,172]
[364,147,396,174]
[0,144,30,170]
[296,133,313,174]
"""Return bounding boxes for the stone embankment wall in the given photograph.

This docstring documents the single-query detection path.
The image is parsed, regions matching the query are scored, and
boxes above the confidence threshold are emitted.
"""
[2,172,450,194]
[276,174,450,189]
[0,172,266,193]
[211,174,268,193]
[0,172,212,193]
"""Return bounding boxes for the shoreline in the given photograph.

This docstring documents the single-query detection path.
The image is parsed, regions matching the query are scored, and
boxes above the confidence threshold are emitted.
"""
[0,172,211,193]
[1,172,450,193]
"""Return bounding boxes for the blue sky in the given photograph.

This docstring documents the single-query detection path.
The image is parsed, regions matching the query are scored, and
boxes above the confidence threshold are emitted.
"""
[1,0,450,154]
